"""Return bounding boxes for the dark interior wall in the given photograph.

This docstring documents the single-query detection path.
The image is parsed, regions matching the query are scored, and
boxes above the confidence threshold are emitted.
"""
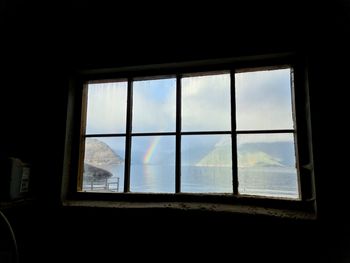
[1,1,350,262]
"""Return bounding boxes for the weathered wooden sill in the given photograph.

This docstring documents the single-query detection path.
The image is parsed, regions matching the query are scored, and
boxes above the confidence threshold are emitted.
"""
[62,199,316,220]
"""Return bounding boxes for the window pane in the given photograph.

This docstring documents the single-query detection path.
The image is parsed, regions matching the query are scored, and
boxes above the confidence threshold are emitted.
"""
[182,74,231,131]
[182,135,232,193]
[83,137,125,192]
[86,82,127,134]
[235,69,294,130]
[237,133,299,199]
[131,136,175,193]
[133,78,176,133]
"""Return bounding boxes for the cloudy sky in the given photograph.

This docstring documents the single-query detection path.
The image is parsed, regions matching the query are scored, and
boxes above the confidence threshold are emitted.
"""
[85,68,295,162]
[235,68,294,131]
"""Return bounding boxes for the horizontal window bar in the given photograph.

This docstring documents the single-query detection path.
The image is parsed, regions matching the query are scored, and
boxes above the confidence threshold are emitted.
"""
[85,133,126,137]
[86,131,235,137]
[131,132,176,136]
[236,129,294,134]
[85,130,294,137]
[181,131,232,135]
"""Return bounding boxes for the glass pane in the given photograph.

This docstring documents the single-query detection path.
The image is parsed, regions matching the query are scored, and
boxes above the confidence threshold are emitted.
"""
[237,133,299,199]
[86,81,127,134]
[82,137,125,193]
[182,73,231,131]
[131,136,175,193]
[133,78,176,132]
[235,68,294,130]
[181,135,232,193]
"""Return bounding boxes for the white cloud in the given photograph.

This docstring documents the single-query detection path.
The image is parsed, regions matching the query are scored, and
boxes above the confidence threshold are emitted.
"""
[237,133,295,146]
[132,80,176,132]
[235,68,294,130]
[86,68,294,142]
[182,73,231,131]
[86,82,127,134]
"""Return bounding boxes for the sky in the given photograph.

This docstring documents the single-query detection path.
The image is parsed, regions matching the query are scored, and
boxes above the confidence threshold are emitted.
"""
[133,78,176,133]
[86,81,127,134]
[85,68,295,164]
[182,74,231,131]
[235,68,294,131]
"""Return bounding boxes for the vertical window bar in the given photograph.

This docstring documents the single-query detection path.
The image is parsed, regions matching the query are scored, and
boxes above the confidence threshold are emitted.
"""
[175,75,182,193]
[230,71,239,195]
[301,63,316,202]
[291,66,304,200]
[77,83,89,192]
[124,78,133,192]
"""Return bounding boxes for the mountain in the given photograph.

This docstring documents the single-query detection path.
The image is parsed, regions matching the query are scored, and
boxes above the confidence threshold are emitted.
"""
[84,139,123,166]
[196,144,232,167]
[238,142,295,167]
[196,140,295,168]
[237,151,283,168]
[84,163,113,182]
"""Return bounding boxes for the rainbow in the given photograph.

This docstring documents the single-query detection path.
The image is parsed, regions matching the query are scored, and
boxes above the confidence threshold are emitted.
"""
[143,137,161,164]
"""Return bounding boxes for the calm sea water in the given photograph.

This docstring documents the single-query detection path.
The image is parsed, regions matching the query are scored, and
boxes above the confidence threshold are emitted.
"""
[83,164,299,199]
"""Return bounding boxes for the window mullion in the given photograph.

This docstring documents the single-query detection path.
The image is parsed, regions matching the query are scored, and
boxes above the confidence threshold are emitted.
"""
[124,78,133,192]
[175,75,181,193]
[77,83,89,192]
[230,71,239,195]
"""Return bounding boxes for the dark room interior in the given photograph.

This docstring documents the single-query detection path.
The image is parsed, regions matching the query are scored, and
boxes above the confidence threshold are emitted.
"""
[1,1,350,262]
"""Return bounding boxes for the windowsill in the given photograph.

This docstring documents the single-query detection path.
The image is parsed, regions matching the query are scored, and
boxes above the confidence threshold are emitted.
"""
[62,195,317,220]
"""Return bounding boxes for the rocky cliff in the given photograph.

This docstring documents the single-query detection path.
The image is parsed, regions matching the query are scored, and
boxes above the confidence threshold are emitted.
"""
[84,138,123,165]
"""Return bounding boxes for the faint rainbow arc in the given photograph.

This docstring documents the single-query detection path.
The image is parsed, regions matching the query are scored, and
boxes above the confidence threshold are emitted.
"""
[143,137,161,164]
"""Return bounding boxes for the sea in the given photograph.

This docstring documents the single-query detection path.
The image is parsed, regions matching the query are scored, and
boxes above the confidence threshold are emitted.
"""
[82,164,299,199]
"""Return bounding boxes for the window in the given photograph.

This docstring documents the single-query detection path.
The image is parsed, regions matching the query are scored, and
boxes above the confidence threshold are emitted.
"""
[63,55,315,215]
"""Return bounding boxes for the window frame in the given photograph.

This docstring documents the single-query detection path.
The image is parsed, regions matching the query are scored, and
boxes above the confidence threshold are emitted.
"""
[61,53,316,218]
